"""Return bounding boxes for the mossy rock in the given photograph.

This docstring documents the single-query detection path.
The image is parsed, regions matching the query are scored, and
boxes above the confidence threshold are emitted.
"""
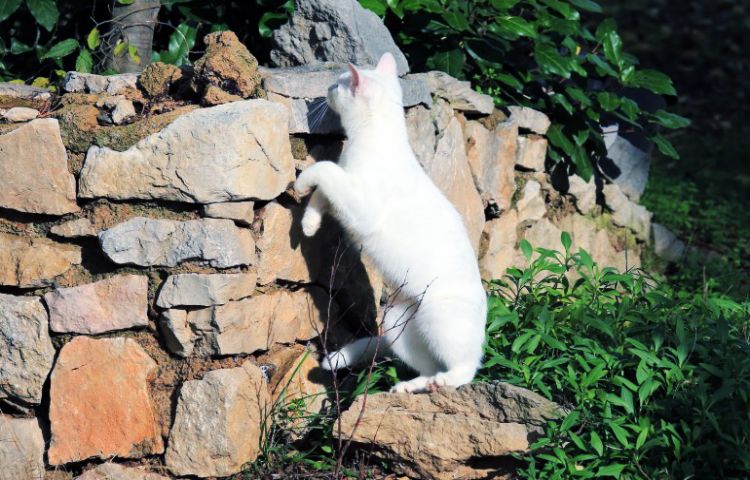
[92,105,198,151]
[192,30,264,103]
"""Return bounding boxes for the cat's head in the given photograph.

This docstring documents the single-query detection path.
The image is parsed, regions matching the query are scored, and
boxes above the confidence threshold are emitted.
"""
[327,52,403,127]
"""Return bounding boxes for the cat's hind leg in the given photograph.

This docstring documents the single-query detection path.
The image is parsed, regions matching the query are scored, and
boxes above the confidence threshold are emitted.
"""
[321,336,388,370]
[382,299,442,393]
[419,296,486,390]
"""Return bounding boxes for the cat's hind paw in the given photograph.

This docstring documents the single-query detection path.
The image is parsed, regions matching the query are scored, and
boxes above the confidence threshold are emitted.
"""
[390,376,431,394]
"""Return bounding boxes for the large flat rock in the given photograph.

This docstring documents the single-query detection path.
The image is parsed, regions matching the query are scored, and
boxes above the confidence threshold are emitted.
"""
[165,362,269,477]
[48,337,164,465]
[0,294,54,406]
[270,0,409,76]
[340,381,563,480]
[99,217,256,268]
[79,100,295,203]
[0,233,81,287]
[44,274,149,334]
[0,119,78,215]
[156,272,257,308]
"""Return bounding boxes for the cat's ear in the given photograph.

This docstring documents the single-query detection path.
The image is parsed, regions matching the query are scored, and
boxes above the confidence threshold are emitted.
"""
[375,52,398,77]
[348,63,366,94]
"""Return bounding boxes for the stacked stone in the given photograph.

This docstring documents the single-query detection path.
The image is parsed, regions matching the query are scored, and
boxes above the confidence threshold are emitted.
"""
[0,2,659,479]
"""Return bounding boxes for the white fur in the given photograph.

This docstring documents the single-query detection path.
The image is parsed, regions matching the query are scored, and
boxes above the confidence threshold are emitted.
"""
[295,53,487,393]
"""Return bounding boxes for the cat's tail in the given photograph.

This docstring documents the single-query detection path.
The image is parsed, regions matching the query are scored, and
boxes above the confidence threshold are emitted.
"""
[321,336,388,370]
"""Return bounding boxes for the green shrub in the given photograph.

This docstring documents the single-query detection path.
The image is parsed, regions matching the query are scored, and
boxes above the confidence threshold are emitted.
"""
[362,0,688,180]
[482,235,750,479]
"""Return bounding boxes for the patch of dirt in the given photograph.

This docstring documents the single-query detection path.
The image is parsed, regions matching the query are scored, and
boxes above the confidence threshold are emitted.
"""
[85,200,200,231]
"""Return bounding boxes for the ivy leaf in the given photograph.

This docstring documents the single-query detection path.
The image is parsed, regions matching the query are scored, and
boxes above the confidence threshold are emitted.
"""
[496,16,537,38]
[40,39,79,60]
[87,27,101,50]
[651,110,691,129]
[627,69,677,95]
[0,0,21,23]
[427,49,465,78]
[75,48,93,73]
[26,0,59,32]
[651,133,679,159]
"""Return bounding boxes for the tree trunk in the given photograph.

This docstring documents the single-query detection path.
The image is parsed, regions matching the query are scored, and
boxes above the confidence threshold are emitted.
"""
[107,0,161,73]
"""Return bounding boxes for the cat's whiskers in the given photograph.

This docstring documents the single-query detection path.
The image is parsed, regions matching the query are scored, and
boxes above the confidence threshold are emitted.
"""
[307,97,329,132]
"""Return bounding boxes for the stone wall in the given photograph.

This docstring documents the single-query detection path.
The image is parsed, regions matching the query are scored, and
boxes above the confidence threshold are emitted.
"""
[0,29,654,480]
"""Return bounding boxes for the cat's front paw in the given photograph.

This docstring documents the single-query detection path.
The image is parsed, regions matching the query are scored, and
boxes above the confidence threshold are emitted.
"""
[294,168,318,197]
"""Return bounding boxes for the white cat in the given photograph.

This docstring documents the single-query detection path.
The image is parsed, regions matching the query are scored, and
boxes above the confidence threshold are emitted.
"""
[294,52,487,393]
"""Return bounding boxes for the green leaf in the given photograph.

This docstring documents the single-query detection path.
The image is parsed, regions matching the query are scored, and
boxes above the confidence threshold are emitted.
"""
[426,49,465,78]
[113,41,129,57]
[0,0,21,23]
[650,133,679,159]
[635,426,649,449]
[534,43,571,78]
[587,53,618,77]
[565,86,592,106]
[568,0,602,12]
[520,239,533,261]
[619,97,639,120]
[117,0,136,4]
[40,39,79,60]
[9,38,32,55]
[590,431,604,456]
[359,0,386,14]
[495,16,537,38]
[546,124,575,156]
[602,31,624,69]
[26,0,59,32]
[596,464,626,477]
[651,110,691,129]
[610,423,631,448]
[490,0,520,8]
[597,91,621,111]
[442,11,469,31]
[258,11,287,38]
[162,22,197,65]
[128,44,141,65]
[75,48,93,73]
[87,27,101,50]
[560,410,580,432]
[561,231,572,252]
[627,69,677,95]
